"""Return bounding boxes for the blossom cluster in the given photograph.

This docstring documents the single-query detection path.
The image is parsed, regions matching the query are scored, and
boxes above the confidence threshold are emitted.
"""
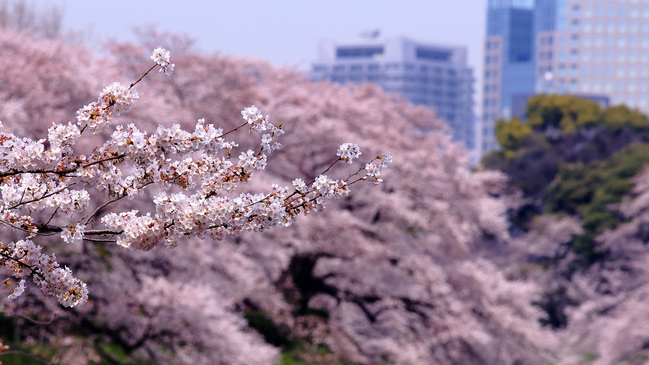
[151,47,175,75]
[0,48,391,307]
[1,239,87,307]
[364,152,392,185]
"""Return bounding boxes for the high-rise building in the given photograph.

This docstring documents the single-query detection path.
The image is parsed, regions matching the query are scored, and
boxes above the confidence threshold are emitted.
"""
[482,0,649,156]
[310,36,476,151]
[482,0,537,153]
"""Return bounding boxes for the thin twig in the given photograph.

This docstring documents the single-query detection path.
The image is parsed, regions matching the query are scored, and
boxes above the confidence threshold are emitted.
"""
[129,64,157,89]
[220,122,249,138]
[0,351,53,365]
[6,311,58,325]
[6,184,74,210]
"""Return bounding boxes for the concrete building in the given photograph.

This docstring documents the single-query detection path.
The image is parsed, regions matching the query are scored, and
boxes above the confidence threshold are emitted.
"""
[482,0,649,156]
[310,35,476,151]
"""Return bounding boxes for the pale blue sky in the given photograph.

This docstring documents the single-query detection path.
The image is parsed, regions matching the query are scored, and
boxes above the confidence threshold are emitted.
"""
[35,0,487,109]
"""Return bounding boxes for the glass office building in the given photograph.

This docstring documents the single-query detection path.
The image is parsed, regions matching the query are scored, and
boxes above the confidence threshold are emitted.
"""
[482,0,648,156]
[310,36,476,151]
[482,0,537,153]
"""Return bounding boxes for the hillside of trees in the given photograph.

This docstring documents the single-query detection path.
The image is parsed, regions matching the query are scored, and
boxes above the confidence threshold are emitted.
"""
[3,6,649,364]
[484,94,649,364]
[0,28,557,365]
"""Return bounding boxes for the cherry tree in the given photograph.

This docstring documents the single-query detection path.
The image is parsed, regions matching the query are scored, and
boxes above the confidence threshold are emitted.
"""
[0,29,557,365]
[0,36,391,308]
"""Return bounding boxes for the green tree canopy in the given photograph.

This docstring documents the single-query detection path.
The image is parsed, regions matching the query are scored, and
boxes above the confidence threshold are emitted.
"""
[526,94,601,133]
[495,117,532,157]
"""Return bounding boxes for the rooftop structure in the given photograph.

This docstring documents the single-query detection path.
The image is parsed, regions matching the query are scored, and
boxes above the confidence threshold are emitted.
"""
[310,36,476,151]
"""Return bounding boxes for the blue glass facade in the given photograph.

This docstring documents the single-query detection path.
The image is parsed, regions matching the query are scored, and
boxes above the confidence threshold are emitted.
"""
[535,0,558,33]
[486,4,536,115]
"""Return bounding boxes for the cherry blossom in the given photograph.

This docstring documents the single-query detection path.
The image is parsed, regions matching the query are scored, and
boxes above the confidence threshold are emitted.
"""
[0,46,390,309]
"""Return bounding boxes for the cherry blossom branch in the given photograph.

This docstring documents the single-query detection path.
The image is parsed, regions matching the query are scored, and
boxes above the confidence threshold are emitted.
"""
[0,47,391,310]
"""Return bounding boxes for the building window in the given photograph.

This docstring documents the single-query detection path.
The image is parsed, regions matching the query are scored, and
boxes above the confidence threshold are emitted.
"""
[416,48,452,61]
[368,64,380,71]
[607,23,615,32]
[333,65,345,73]
[572,21,580,31]
[350,64,363,72]
[336,47,384,59]
[572,36,579,46]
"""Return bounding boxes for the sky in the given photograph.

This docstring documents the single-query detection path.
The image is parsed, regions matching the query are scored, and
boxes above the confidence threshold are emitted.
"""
[33,0,487,111]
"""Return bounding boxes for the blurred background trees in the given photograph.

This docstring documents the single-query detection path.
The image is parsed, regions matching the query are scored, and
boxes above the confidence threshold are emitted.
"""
[4,1,649,364]
[0,26,555,365]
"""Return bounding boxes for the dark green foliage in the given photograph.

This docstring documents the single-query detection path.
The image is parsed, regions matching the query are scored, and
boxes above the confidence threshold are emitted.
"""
[244,310,293,348]
[484,95,649,264]
[547,144,649,262]
[533,286,577,329]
